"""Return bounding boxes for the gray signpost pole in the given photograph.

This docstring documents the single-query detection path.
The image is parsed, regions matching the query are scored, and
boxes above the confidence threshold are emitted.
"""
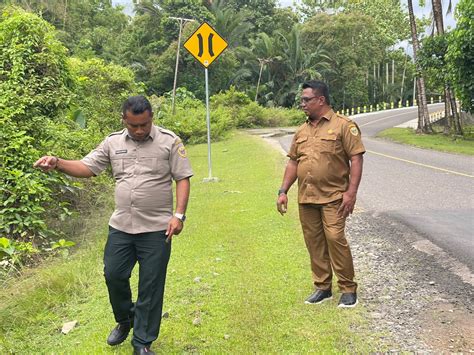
[203,67,218,182]
[183,22,227,183]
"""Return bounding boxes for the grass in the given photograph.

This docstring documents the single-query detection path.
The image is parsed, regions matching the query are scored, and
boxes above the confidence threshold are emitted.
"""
[377,125,474,155]
[0,132,376,354]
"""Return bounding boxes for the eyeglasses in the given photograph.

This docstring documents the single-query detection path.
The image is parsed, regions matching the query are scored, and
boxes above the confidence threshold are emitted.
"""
[300,96,318,104]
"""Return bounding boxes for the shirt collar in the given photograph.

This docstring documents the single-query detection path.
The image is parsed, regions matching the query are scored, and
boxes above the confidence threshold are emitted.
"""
[125,125,156,141]
[305,109,335,124]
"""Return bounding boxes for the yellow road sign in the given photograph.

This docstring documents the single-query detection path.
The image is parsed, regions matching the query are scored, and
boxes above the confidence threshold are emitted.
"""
[184,22,228,68]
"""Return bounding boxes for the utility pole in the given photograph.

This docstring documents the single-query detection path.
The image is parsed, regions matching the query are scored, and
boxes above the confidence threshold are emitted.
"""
[255,58,271,102]
[169,17,195,115]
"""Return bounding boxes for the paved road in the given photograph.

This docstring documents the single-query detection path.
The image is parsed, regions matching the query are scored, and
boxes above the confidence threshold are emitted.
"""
[278,104,474,271]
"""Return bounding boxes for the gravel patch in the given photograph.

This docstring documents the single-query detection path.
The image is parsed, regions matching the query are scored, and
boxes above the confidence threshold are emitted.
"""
[347,210,473,352]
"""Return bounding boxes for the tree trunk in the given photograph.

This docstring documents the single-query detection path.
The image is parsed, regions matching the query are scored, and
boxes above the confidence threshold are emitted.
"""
[415,79,424,132]
[432,0,445,35]
[431,0,462,135]
[408,0,431,133]
[444,86,452,134]
[448,84,463,135]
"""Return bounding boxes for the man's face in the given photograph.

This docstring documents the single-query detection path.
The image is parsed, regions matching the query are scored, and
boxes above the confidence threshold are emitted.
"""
[122,110,153,141]
[300,88,325,118]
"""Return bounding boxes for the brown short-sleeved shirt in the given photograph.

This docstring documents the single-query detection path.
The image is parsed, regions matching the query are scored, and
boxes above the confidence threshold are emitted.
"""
[81,125,193,234]
[287,109,365,204]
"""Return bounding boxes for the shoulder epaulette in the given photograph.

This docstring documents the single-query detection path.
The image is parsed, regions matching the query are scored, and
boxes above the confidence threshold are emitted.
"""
[157,126,178,138]
[108,129,125,137]
[336,113,352,123]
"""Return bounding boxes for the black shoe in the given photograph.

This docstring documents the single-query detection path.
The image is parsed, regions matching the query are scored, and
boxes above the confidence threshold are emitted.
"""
[133,346,155,355]
[107,322,131,346]
[304,289,332,304]
[337,292,358,308]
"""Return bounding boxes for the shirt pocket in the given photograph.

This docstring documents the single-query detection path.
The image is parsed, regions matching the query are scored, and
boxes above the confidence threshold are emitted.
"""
[295,136,309,158]
[111,157,136,178]
[110,157,124,178]
[141,152,170,175]
[319,135,337,154]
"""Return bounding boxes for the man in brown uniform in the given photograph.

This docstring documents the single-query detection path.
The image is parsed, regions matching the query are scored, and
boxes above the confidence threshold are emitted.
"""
[34,96,193,354]
[276,80,365,308]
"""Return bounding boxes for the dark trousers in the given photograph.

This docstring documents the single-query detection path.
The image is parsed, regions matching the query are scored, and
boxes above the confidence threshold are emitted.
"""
[104,226,171,347]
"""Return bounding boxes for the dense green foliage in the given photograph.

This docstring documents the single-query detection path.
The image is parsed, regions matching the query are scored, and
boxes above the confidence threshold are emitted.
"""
[0,8,140,272]
[1,0,129,60]
[0,8,75,248]
[447,0,473,113]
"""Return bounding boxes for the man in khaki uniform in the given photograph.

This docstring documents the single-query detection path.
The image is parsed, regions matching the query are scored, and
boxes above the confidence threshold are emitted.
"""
[34,96,192,354]
[277,80,365,308]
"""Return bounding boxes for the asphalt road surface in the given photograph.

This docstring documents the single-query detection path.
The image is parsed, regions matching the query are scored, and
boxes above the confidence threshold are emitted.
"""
[278,104,474,271]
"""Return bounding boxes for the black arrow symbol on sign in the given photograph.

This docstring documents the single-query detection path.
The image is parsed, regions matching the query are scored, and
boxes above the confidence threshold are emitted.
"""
[197,33,204,57]
[208,33,214,56]
[196,33,216,58]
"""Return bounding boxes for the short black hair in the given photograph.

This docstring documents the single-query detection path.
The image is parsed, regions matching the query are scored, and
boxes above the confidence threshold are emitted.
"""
[302,80,330,106]
[122,95,152,116]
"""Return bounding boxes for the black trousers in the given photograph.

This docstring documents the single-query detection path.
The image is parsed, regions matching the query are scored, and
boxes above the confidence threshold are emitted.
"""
[104,226,171,347]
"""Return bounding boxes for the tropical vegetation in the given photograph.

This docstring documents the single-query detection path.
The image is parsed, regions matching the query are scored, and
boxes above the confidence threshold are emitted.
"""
[0,0,472,274]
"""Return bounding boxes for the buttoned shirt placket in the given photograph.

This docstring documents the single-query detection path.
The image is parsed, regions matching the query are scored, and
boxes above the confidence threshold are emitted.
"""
[129,135,147,232]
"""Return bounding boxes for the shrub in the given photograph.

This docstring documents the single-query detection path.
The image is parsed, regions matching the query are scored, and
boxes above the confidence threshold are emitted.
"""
[154,94,232,144]
[0,8,76,245]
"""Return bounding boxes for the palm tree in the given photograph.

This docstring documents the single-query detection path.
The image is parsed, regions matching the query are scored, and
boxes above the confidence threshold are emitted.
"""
[273,26,331,107]
[407,0,432,133]
[209,0,252,48]
[431,0,463,135]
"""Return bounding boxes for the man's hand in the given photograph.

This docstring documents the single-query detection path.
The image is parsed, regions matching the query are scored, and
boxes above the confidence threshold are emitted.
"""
[33,156,58,172]
[276,194,288,215]
[337,191,357,218]
[165,217,184,243]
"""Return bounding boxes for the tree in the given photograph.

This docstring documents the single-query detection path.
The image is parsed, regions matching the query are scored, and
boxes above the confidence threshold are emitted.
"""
[425,0,462,134]
[1,0,129,60]
[447,0,473,114]
[407,0,432,133]
[301,11,387,109]
[274,26,331,107]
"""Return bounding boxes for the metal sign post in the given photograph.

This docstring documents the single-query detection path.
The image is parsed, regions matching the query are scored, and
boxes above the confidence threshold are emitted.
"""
[183,22,228,183]
[203,68,217,182]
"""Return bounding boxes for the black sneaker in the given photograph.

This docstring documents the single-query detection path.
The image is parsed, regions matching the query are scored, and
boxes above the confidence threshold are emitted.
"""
[304,289,332,304]
[106,322,131,346]
[337,293,358,308]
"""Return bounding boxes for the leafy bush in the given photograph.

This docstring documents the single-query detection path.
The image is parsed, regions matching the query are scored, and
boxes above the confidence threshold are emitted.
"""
[69,57,144,152]
[152,93,232,144]
[0,9,138,263]
[0,8,76,245]
[149,87,306,143]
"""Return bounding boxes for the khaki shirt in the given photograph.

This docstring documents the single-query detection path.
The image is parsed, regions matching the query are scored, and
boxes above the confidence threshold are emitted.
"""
[81,125,193,234]
[287,109,365,204]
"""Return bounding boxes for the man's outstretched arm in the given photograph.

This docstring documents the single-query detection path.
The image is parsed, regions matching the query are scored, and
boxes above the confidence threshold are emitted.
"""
[34,156,95,178]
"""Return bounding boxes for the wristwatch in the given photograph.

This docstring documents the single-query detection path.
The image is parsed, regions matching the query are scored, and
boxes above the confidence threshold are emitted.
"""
[174,213,186,222]
[278,188,287,196]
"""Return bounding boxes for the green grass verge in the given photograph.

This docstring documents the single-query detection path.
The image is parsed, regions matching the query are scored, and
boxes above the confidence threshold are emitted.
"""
[377,126,474,155]
[0,132,376,354]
